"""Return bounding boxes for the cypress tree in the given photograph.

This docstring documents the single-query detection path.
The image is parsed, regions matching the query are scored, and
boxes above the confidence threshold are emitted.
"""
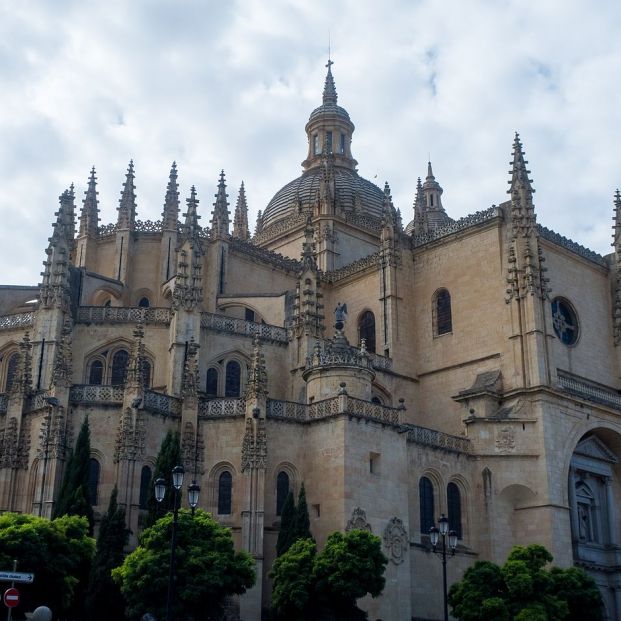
[276,491,296,556]
[145,430,182,526]
[85,487,128,621]
[53,416,95,533]
[293,482,312,541]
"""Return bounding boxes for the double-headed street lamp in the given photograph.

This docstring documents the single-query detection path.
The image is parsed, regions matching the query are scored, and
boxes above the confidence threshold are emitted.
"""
[154,465,201,621]
[429,514,458,621]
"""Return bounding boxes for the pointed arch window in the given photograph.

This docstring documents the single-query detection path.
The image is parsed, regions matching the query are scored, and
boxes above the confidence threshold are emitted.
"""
[110,350,129,385]
[225,361,241,398]
[88,458,100,506]
[359,311,376,353]
[139,465,152,510]
[447,482,462,539]
[89,360,104,385]
[138,297,150,308]
[434,289,452,336]
[4,353,19,392]
[419,476,435,534]
[218,471,233,515]
[206,368,219,399]
[276,471,290,516]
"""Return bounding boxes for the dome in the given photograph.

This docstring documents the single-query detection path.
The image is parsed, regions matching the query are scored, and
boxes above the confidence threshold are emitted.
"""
[308,102,351,123]
[262,166,385,229]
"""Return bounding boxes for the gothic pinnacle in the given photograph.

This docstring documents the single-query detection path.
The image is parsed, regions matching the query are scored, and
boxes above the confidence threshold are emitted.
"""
[232,181,249,240]
[162,161,179,230]
[426,161,434,180]
[323,59,338,105]
[79,166,99,237]
[183,185,201,238]
[508,132,535,196]
[117,160,137,229]
[254,209,263,236]
[211,170,230,238]
[612,189,621,252]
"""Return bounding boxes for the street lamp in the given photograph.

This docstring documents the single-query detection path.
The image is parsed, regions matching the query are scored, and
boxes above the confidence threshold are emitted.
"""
[429,514,458,621]
[155,465,201,621]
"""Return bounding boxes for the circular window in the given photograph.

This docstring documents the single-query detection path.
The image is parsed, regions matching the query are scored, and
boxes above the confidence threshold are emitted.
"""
[551,298,579,345]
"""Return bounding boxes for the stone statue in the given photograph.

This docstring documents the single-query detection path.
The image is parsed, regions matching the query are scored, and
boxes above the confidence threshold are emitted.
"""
[335,302,348,322]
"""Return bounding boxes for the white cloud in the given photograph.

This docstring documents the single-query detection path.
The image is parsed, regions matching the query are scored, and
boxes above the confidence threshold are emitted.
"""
[1,0,620,285]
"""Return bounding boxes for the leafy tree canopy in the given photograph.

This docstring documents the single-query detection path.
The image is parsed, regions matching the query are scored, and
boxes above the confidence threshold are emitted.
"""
[112,509,255,621]
[0,513,94,619]
[448,544,603,621]
[270,529,387,621]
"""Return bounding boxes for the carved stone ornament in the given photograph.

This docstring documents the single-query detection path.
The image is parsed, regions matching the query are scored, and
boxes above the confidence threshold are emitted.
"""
[345,506,372,533]
[383,517,408,565]
[495,426,516,452]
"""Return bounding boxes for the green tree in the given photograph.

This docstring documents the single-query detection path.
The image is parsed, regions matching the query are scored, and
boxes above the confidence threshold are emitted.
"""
[112,509,255,621]
[145,429,181,526]
[0,513,94,619]
[53,416,95,533]
[276,491,296,556]
[270,529,387,621]
[85,487,128,621]
[448,544,603,621]
[292,483,312,542]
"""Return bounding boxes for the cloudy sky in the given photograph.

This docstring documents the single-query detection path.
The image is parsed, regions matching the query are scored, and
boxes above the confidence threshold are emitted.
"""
[1,0,621,285]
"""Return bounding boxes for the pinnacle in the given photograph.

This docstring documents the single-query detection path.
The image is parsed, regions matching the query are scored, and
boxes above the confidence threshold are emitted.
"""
[183,185,201,235]
[118,160,137,228]
[80,166,99,237]
[427,161,434,180]
[508,132,534,195]
[323,61,338,105]
[162,161,180,228]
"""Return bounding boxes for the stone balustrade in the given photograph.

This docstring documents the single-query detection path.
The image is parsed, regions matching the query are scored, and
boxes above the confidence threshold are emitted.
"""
[266,399,308,421]
[201,312,288,343]
[557,370,621,411]
[143,390,182,416]
[198,398,246,419]
[70,384,125,404]
[0,312,34,331]
[405,424,472,453]
[76,306,171,325]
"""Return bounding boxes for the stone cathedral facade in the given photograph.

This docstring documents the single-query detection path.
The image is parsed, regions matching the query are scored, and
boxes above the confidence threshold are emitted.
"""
[1,64,621,620]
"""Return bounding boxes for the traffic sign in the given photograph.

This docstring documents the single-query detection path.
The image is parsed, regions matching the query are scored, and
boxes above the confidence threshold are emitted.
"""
[0,572,33,584]
[3,587,19,608]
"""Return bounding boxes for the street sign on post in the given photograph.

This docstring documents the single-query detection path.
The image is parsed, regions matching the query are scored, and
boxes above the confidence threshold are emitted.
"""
[0,573,33,584]
[3,588,19,608]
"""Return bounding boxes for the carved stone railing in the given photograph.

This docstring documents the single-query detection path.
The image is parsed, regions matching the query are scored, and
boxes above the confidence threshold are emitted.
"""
[98,222,118,237]
[557,370,621,411]
[306,349,372,371]
[0,312,34,331]
[0,394,6,414]
[309,397,340,419]
[366,351,393,371]
[201,312,288,343]
[198,398,245,419]
[343,396,401,424]
[77,306,171,325]
[251,212,307,246]
[321,252,381,284]
[29,391,52,412]
[70,384,124,404]
[135,219,163,233]
[412,206,500,247]
[345,212,383,233]
[143,390,182,417]
[232,239,302,273]
[266,399,308,421]
[538,225,606,266]
[405,424,472,453]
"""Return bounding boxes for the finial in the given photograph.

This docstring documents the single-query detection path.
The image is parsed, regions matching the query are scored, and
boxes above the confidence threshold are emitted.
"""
[323,58,337,105]
[427,161,434,180]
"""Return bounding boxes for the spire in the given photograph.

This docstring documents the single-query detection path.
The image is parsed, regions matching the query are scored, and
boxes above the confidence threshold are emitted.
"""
[381,181,396,226]
[323,59,337,105]
[182,186,201,240]
[232,181,250,240]
[508,133,536,237]
[57,185,76,243]
[422,161,444,212]
[211,170,230,239]
[612,190,621,345]
[79,167,99,237]
[613,190,621,254]
[254,209,263,237]
[162,161,179,230]
[117,160,136,229]
[508,133,535,197]
[413,177,425,234]
[245,334,268,398]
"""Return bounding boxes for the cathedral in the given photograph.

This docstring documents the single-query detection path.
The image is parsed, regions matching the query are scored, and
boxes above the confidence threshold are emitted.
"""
[1,62,621,620]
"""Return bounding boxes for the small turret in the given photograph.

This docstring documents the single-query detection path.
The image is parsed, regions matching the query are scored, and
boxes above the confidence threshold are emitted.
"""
[422,162,444,212]
[211,170,230,239]
[79,167,99,238]
[117,160,136,230]
[162,162,180,231]
[232,182,250,240]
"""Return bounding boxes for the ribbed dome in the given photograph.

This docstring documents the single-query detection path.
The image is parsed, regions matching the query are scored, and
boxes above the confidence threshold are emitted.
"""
[308,102,351,122]
[262,167,384,229]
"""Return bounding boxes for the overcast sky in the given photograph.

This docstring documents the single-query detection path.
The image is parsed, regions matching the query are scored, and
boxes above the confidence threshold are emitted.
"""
[1,0,621,285]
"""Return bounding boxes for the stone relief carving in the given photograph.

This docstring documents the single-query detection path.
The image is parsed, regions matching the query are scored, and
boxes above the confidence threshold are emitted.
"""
[345,506,372,533]
[495,426,516,452]
[383,517,408,565]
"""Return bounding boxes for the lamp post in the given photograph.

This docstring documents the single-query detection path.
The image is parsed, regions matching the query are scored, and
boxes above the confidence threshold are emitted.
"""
[429,514,458,621]
[154,465,201,621]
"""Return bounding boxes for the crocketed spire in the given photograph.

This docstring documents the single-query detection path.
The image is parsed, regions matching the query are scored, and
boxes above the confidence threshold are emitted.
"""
[254,209,263,236]
[79,167,99,237]
[232,181,249,240]
[211,170,230,239]
[182,186,201,240]
[612,190,621,345]
[117,160,136,229]
[508,133,536,237]
[613,190,621,254]
[323,59,337,105]
[162,162,179,230]
[382,181,396,226]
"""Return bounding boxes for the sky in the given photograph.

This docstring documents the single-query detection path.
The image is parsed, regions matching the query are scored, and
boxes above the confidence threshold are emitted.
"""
[1,0,621,285]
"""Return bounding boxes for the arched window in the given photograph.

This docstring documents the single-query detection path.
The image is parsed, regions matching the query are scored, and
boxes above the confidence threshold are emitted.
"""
[138,297,150,308]
[371,396,382,405]
[142,360,152,389]
[89,360,104,385]
[447,482,462,539]
[206,368,219,399]
[434,289,452,336]
[218,471,233,515]
[276,471,290,516]
[110,350,129,385]
[359,311,376,353]
[419,476,435,534]
[225,361,241,398]
[4,353,19,392]
[139,465,152,510]
[88,458,100,506]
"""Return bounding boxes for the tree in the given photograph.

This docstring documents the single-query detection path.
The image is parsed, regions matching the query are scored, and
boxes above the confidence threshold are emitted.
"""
[292,483,312,542]
[448,544,603,621]
[276,491,296,556]
[0,513,94,619]
[85,487,128,621]
[53,416,95,533]
[112,509,255,621]
[144,429,181,526]
[270,529,387,621]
